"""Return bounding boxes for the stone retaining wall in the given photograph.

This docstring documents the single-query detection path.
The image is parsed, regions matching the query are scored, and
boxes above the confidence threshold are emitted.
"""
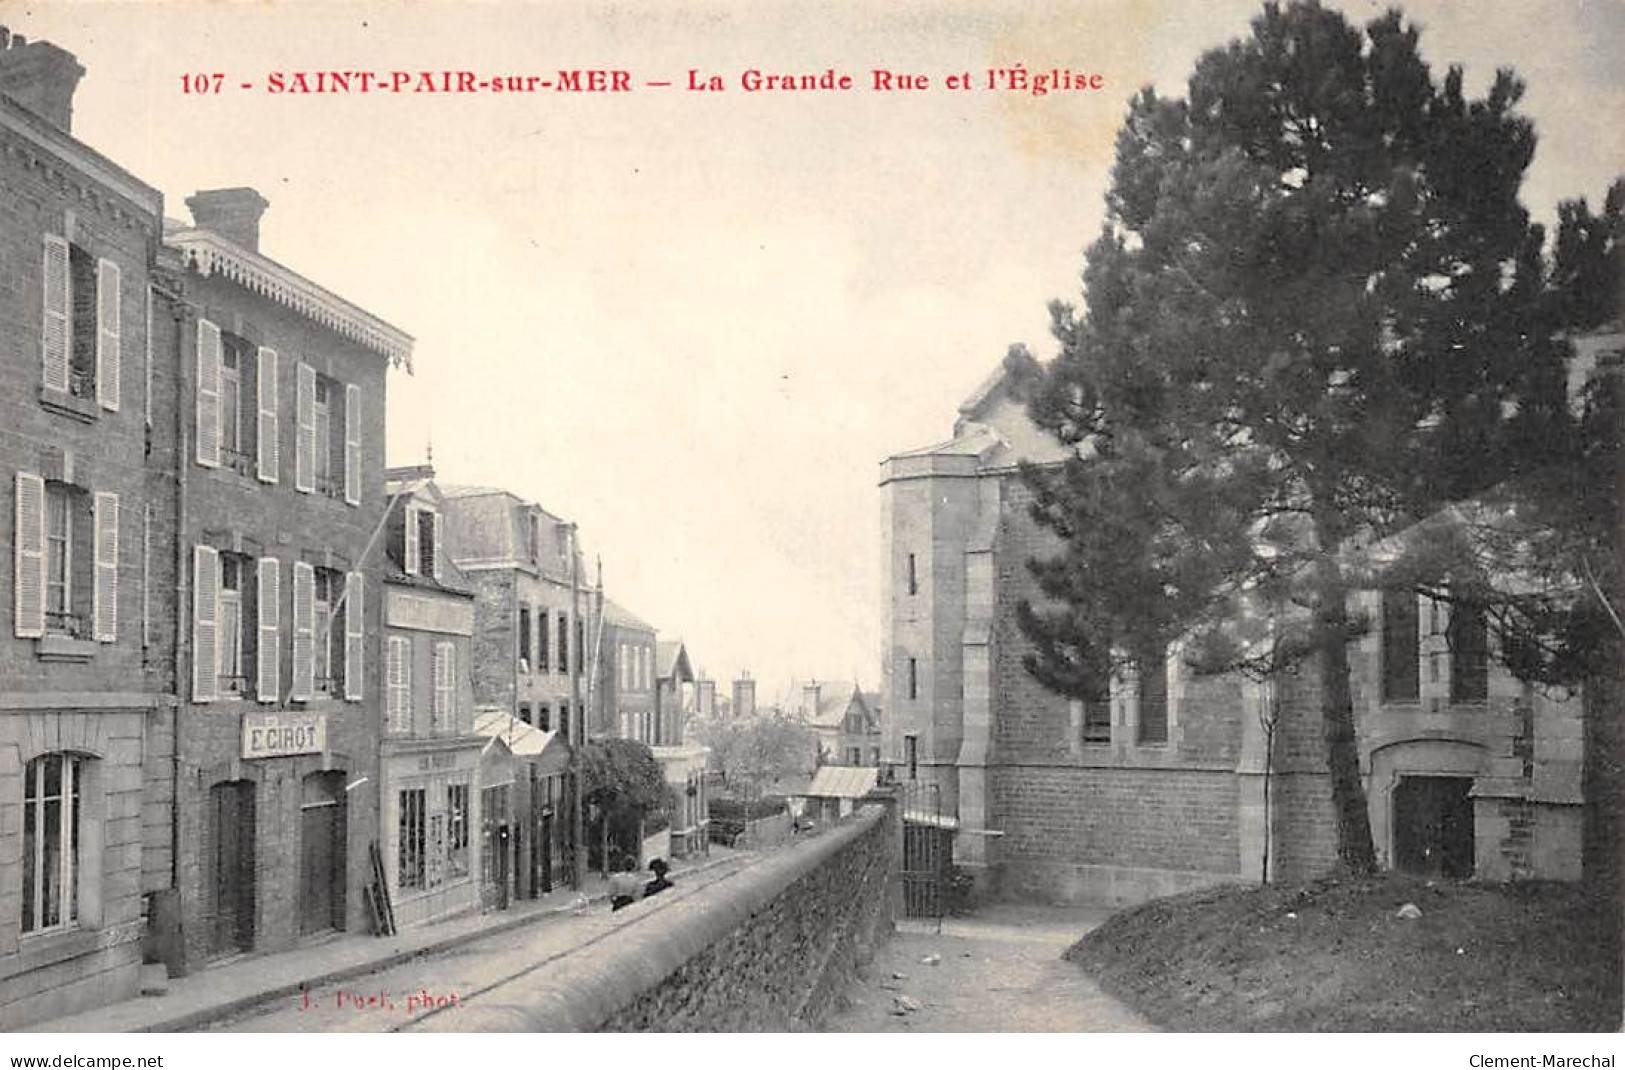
[409,802,895,1032]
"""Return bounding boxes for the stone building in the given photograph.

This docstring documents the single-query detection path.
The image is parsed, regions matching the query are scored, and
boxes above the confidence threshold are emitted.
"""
[439,486,592,739]
[162,185,410,963]
[881,361,1590,905]
[0,30,171,1026]
[377,467,485,928]
[783,680,881,766]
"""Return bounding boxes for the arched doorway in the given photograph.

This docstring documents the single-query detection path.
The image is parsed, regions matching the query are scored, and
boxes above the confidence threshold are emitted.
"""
[208,780,256,957]
[300,771,348,936]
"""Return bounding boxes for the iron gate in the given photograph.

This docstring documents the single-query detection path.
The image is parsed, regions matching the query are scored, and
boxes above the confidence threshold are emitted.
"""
[901,781,948,924]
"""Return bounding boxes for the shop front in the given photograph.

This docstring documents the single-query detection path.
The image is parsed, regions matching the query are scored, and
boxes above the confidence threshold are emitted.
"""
[380,736,484,929]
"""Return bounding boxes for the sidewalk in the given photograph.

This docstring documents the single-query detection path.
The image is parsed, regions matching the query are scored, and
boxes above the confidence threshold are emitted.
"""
[29,846,741,1034]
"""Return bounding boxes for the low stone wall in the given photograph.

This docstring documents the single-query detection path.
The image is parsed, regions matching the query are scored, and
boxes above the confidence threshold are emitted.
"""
[409,803,895,1032]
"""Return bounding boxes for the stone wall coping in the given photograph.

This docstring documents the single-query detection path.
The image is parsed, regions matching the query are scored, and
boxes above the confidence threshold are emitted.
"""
[407,804,888,1032]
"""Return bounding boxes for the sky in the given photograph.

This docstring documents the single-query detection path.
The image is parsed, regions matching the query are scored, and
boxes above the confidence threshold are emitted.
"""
[13,0,1623,700]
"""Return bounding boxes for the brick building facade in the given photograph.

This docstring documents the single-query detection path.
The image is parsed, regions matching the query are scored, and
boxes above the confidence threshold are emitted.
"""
[882,362,1589,905]
[161,189,410,964]
[0,32,173,1026]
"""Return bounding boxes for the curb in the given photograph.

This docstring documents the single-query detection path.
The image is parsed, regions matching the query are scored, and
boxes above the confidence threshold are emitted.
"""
[134,851,741,1033]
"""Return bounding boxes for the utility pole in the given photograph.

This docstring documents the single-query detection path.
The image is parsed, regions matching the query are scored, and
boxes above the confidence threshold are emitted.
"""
[569,523,587,890]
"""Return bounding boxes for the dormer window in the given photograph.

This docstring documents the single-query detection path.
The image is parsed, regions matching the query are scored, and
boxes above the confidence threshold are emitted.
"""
[404,502,441,579]
[530,512,543,564]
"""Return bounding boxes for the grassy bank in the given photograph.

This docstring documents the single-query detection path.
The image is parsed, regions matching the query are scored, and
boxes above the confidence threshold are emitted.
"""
[1065,873,1620,1031]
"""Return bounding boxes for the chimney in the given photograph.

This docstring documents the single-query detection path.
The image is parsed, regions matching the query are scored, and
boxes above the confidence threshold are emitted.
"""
[186,188,270,252]
[0,29,86,133]
[733,675,756,720]
[802,681,821,719]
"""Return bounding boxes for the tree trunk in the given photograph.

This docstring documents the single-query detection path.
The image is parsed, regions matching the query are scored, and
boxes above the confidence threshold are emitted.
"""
[1313,521,1378,875]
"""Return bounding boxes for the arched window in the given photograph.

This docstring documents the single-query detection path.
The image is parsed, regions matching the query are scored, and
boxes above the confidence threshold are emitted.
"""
[22,753,86,934]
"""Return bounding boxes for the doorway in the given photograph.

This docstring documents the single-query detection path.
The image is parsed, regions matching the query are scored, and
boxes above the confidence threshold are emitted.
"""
[300,772,348,936]
[208,780,256,957]
[1393,775,1475,878]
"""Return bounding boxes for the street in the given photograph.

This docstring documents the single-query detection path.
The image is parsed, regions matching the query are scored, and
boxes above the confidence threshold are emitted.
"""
[205,852,760,1032]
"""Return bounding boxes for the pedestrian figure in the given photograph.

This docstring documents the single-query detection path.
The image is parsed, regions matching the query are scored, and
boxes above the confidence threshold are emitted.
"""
[643,858,674,899]
[609,858,643,912]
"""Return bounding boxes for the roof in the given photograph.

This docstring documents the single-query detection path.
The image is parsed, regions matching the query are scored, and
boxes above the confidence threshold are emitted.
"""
[472,709,570,774]
[657,640,694,683]
[164,222,413,369]
[602,597,656,633]
[801,765,879,799]
[783,680,869,728]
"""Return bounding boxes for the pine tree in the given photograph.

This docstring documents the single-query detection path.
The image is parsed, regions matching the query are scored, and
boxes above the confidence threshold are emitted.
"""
[1019,1,1571,874]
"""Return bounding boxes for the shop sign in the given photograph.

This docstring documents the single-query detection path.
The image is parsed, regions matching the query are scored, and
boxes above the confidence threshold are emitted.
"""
[242,712,327,760]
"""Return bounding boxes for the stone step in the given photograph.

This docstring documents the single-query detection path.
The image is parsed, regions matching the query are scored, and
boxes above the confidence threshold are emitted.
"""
[139,963,169,997]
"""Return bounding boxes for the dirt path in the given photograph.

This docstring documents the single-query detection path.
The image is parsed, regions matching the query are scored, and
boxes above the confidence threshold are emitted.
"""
[827,903,1153,1032]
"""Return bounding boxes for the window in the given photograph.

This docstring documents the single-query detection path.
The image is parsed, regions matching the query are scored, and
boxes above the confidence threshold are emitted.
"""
[42,238,120,410]
[1136,654,1169,745]
[220,338,245,472]
[558,704,570,741]
[1382,589,1420,702]
[538,612,550,673]
[907,657,918,700]
[556,612,568,675]
[386,636,411,734]
[518,607,531,671]
[1080,644,1113,742]
[529,512,543,563]
[537,704,551,732]
[399,788,426,890]
[519,703,531,725]
[313,568,342,695]
[847,747,861,765]
[1449,602,1489,703]
[870,747,881,765]
[906,552,917,596]
[403,504,441,578]
[312,378,332,494]
[904,735,918,780]
[44,484,73,636]
[22,753,84,934]
[446,784,469,879]
[218,555,249,695]
[575,618,585,675]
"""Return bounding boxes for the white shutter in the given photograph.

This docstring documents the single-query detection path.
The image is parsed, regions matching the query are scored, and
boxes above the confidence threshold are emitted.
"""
[431,511,443,579]
[192,545,219,702]
[404,505,420,575]
[291,560,314,699]
[92,491,118,642]
[295,362,315,493]
[42,236,69,393]
[256,347,279,483]
[343,383,362,506]
[432,641,451,730]
[344,571,364,701]
[257,557,280,702]
[386,636,409,732]
[14,472,46,638]
[195,319,222,468]
[144,287,153,427]
[96,259,121,411]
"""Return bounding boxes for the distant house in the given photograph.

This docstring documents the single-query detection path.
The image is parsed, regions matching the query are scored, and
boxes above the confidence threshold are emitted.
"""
[797,765,880,825]
[785,680,881,766]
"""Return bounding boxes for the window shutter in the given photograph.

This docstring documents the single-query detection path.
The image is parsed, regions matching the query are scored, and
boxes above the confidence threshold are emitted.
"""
[192,545,219,702]
[291,560,314,699]
[257,557,280,702]
[344,383,362,506]
[256,347,279,483]
[96,259,121,411]
[404,505,420,575]
[295,362,315,493]
[431,512,443,579]
[344,571,364,701]
[195,319,222,468]
[13,472,46,638]
[387,636,408,732]
[144,287,153,427]
[430,642,446,730]
[41,236,69,393]
[92,491,118,642]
